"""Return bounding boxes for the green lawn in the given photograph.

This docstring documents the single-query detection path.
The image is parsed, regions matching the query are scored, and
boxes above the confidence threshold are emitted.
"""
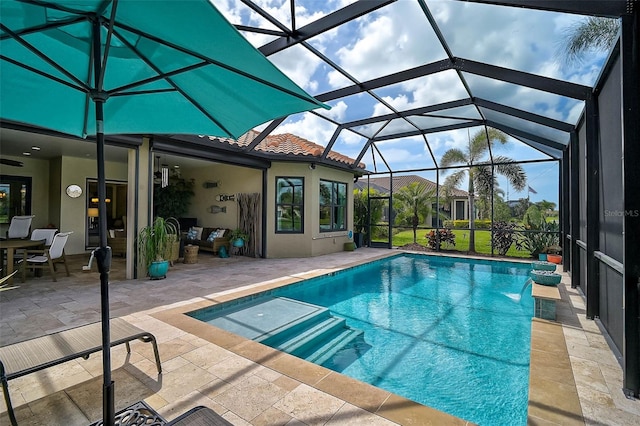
[391,228,532,259]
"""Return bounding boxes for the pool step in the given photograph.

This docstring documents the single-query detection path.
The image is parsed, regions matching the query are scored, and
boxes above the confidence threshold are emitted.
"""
[278,317,347,355]
[249,298,364,366]
[305,328,364,365]
[257,306,332,346]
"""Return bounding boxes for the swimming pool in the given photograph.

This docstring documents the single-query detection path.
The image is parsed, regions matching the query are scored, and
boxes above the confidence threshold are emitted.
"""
[189,254,534,425]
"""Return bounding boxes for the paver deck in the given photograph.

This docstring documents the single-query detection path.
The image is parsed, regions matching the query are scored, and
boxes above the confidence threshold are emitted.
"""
[1,249,638,425]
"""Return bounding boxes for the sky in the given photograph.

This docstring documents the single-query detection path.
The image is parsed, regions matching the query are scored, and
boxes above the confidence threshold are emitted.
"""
[210,0,613,206]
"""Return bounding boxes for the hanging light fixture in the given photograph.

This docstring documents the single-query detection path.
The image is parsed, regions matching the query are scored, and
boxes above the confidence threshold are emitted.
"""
[91,196,111,203]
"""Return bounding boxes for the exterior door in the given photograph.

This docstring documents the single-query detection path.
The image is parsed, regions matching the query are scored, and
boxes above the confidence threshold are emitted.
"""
[369,195,391,248]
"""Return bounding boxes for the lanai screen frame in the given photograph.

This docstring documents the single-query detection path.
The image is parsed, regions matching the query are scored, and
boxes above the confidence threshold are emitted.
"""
[210,0,639,400]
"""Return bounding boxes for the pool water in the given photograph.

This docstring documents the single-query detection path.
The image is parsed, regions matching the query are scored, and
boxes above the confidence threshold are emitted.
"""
[196,254,534,425]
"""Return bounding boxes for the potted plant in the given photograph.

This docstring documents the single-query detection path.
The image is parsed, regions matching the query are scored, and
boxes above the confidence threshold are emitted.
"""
[137,217,177,279]
[229,228,249,248]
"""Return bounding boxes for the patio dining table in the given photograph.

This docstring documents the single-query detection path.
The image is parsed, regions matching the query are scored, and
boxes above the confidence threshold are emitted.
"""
[0,239,45,284]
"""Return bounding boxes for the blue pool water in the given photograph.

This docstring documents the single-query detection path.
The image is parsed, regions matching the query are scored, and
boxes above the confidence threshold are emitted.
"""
[195,254,534,425]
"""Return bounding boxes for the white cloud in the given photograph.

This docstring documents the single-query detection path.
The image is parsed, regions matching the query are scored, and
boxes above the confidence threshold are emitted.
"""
[275,112,338,146]
[329,1,446,84]
[268,46,323,92]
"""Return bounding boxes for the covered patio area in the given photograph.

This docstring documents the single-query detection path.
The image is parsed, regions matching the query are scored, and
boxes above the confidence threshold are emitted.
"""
[1,249,638,425]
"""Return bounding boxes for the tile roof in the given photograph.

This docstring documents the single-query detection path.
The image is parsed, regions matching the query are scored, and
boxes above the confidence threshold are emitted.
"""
[360,175,469,197]
[202,130,365,169]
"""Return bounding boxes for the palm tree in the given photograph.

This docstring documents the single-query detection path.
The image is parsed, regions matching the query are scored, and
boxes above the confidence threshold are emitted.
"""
[558,17,620,65]
[393,182,439,244]
[476,174,505,220]
[440,128,526,253]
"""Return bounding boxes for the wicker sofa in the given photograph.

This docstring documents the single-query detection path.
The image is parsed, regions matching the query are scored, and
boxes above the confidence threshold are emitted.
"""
[184,227,231,254]
[107,229,127,257]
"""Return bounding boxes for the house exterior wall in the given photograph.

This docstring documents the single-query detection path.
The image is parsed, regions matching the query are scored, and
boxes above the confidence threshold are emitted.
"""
[182,162,262,241]
[60,156,128,255]
[266,162,354,258]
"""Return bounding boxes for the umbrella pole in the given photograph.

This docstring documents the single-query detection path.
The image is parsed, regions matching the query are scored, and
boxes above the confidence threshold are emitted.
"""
[92,17,115,426]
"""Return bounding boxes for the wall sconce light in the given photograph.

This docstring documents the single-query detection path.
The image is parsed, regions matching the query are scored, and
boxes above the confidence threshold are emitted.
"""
[209,205,227,214]
[309,163,316,170]
[203,180,221,189]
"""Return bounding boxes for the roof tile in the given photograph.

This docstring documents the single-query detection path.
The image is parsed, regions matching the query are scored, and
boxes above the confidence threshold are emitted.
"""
[202,130,365,169]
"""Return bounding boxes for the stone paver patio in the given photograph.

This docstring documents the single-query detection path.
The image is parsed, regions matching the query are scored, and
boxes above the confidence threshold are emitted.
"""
[1,248,638,425]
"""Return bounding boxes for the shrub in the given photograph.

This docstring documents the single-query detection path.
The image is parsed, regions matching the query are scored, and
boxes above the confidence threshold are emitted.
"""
[491,221,518,256]
[442,219,492,230]
[515,221,560,257]
[426,228,456,250]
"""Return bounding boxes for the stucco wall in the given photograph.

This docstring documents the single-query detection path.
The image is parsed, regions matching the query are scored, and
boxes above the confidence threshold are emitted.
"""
[59,156,128,255]
[266,162,354,258]
[183,163,262,231]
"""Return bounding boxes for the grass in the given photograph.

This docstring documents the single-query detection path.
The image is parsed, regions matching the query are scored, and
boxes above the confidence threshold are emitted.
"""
[390,228,532,259]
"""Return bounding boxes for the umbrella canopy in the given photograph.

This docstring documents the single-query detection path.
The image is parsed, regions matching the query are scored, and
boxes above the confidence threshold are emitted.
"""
[0,1,326,424]
[1,0,326,138]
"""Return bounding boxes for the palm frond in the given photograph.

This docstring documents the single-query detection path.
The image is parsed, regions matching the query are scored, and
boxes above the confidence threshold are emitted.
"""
[558,17,620,65]
[0,270,19,292]
[469,128,507,163]
[440,148,467,168]
[493,156,527,191]
[443,170,467,195]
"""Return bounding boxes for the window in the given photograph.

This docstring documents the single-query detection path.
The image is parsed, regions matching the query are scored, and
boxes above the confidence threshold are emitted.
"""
[0,175,32,224]
[320,180,347,232]
[276,177,304,233]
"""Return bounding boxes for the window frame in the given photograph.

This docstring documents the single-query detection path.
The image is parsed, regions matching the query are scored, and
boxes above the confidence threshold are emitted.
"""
[319,179,347,233]
[0,175,33,224]
[275,176,305,234]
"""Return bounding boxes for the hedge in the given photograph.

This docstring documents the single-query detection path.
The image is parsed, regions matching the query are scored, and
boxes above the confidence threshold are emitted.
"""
[442,219,492,230]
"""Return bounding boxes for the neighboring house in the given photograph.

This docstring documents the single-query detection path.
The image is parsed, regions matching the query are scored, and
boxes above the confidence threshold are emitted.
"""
[354,175,471,227]
[0,128,366,277]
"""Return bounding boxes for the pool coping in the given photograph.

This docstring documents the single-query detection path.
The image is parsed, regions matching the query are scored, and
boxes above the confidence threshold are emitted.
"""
[151,251,583,425]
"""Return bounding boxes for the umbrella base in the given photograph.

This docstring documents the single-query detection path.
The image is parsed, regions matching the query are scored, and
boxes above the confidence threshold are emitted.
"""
[88,400,166,426]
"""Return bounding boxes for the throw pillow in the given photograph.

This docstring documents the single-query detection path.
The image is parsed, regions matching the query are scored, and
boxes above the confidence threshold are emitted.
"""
[207,231,218,242]
[217,229,227,238]
[186,228,198,240]
[192,226,204,240]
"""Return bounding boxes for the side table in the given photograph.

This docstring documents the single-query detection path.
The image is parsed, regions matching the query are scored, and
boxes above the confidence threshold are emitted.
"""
[183,245,199,264]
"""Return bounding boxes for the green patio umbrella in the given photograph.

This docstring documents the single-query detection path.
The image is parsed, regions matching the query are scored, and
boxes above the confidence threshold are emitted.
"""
[0,1,327,424]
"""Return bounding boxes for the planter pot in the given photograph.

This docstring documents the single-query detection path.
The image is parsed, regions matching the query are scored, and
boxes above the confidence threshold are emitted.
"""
[538,253,547,261]
[531,261,556,271]
[354,232,365,248]
[530,270,562,286]
[148,260,169,280]
[344,242,356,251]
[232,238,245,248]
[547,254,562,264]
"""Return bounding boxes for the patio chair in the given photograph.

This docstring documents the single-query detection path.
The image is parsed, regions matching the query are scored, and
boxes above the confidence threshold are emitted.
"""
[4,215,34,239]
[20,231,72,282]
[11,228,58,266]
[30,228,58,246]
